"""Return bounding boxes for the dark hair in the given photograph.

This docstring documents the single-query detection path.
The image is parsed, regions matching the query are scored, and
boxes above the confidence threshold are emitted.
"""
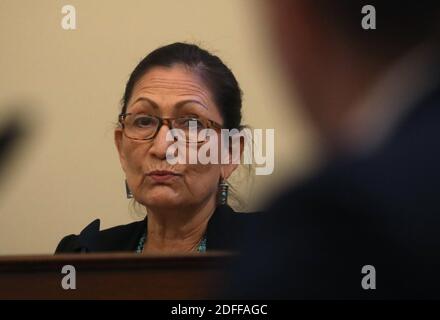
[121,42,243,130]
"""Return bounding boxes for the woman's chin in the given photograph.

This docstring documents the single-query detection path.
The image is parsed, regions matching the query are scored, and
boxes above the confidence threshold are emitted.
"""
[140,193,183,209]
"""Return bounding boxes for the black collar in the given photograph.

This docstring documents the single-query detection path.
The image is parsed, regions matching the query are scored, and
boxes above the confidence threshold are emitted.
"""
[73,205,256,253]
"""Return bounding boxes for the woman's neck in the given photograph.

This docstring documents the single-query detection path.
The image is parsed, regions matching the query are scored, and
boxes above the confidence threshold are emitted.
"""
[143,197,216,253]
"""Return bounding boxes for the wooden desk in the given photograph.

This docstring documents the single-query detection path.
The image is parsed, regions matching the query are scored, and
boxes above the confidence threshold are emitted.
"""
[0,252,233,299]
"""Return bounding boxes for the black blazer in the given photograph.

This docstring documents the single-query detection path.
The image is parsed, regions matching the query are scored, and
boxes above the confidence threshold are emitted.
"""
[55,205,259,254]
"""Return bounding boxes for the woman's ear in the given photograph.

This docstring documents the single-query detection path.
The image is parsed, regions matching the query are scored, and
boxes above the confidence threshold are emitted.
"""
[114,128,128,173]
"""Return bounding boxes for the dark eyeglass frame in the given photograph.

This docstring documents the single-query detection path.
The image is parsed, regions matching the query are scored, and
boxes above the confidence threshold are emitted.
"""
[118,113,223,141]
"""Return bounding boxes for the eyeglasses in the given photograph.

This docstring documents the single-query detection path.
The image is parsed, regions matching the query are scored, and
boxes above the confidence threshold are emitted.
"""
[118,113,223,142]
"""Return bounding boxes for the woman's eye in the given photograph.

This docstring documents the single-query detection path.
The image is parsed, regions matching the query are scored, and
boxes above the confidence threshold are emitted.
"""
[181,118,204,129]
[133,116,155,127]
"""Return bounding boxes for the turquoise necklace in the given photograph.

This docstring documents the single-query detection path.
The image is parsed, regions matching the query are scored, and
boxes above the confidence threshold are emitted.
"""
[135,231,207,253]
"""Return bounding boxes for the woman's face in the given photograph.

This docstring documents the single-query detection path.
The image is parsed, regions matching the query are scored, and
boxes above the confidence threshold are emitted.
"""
[115,65,236,211]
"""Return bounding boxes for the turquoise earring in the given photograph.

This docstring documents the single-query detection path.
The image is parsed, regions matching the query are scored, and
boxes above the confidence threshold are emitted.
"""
[125,179,133,199]
[217,178,229,205]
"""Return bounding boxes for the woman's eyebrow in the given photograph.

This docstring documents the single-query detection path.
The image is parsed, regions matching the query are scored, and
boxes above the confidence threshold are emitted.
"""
[175,99,208,110]
[131,97,208,110]
[131,97,159,109]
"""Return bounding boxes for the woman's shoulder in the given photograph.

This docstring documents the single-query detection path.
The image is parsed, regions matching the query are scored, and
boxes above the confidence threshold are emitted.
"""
[55,218,146,254]
[206,205,263,251]
[214,204,262,222]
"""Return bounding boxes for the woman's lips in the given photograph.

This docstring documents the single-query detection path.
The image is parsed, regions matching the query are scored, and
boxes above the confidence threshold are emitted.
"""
[146,170,181,183]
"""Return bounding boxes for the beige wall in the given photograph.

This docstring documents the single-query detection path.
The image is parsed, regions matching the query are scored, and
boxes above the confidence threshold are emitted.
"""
[0,0,319,255]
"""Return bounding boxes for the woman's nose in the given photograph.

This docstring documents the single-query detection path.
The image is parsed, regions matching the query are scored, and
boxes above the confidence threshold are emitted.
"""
[148,124,175,160]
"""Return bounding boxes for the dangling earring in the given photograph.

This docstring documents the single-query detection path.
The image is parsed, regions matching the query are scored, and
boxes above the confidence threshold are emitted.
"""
[217,178,229,205]
[125,179,133,199]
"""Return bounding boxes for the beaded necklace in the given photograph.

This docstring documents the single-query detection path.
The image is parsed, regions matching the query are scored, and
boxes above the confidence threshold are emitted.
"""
[135,231,207,253]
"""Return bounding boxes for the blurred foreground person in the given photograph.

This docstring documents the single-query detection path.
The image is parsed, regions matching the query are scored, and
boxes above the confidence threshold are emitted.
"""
[231,1,440,299]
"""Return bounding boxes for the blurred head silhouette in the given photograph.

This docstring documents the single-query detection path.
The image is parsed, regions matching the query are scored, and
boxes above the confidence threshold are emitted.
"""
[268,0,440,153]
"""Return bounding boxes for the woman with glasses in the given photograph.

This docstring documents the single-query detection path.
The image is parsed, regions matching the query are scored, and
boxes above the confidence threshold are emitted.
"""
[55,43,259,254]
